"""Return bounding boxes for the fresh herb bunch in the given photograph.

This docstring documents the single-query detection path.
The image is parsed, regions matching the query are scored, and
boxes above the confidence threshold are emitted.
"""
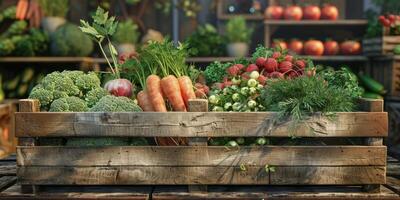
[226,16,253,43]
[186,24,226,57]
[79,7,119,76]
[38,0,69,17]
[261,75,356,123]
[320,67,363,99]
[204,61,231,85]
[113,19,140,44]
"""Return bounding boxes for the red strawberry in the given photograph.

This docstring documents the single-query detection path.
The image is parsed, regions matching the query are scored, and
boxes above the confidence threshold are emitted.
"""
[272,52,281,59]
[279,61,293,73]
[264,58,278,73]
[270,71,284,79]
[294,59,306,70]
[258,74,267,85]
[284,55,293,62]
[246,64,259,72]
[256,57,266,67]
[226,65,240,76]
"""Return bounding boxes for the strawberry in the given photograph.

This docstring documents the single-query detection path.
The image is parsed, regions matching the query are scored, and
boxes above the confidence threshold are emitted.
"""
[246,64,259,72]
[272,52,281,59]
[258,74,267,85]
[256,57,267,67]
[294,59,306,70]
[284,55,293,62]
[226,65,240,76]
[264,58,278,73]
[279,61,293,73]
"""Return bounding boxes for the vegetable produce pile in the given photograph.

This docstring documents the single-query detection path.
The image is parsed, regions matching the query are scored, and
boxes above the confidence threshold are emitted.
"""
[186,24,226,57]
[265,4,339,21]
[2,67,43,99]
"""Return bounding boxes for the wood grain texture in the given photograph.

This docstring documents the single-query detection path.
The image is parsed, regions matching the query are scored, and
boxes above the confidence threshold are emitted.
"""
[358,99,384,112]
[17,166,385,185]
[17,146,386,167]
[15,112,388,137]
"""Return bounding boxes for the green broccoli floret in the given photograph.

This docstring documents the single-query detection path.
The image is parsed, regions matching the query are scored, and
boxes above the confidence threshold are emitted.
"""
[89,95,142,112]
[0,39,15,56]
[49,96,88,112]
[53,91,69,99]
[75,72,101,92]
[62,70,84,83]
[85,88,109,108]
[66,138,130,146]
[50,23,93,56]
[29,85,53,108]
[41,71,80,96]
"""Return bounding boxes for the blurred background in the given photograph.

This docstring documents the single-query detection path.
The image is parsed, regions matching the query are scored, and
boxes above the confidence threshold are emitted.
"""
[0,0,399,159]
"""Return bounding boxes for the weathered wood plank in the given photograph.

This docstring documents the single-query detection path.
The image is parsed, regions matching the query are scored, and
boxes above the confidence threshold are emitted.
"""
[0,161,16,176]
[15,112,388,137]
[0,176,16,192]
[17,166,385,185]
[17,146,387,167]
[358,99,384,112]
[270,166,386,185]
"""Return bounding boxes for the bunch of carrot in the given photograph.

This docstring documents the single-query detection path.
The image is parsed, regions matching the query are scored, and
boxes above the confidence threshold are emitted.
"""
[130,41,196,112]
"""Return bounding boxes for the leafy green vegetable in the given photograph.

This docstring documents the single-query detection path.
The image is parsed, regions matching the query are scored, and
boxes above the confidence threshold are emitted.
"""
[113,19,140,44]
[261,75,357,124]
[80,7,119,76]
[204,61,231,84]
[49,96,88,112]
[50,23,93,56]
[186,24,226,57]
[89,95,142,112]
[0,21,27,39]
[320,67,363,99]
[225,16,253,43]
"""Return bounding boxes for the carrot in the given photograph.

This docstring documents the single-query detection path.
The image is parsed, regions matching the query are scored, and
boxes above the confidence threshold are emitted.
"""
[161,75,186,111]
[146,75,167,112]
[178,76,196,108]
[137,90,154,111]
[17,0,29,20]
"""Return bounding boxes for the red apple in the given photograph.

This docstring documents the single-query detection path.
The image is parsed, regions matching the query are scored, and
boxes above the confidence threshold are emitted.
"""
[288,39,303,55]
[323,40,339,55]
[303,5,321,20]
[304,39,324,56]
[340,40,361,55]
[265,5,284,19]
[321,4,339,20]
[284,5,303,20]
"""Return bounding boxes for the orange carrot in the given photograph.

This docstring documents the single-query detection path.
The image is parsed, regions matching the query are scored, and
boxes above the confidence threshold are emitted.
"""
[146,75,167,112]
[161,75,187,111]
[137,90,154,111]
[18,0,29,20]
[178,76,196,108]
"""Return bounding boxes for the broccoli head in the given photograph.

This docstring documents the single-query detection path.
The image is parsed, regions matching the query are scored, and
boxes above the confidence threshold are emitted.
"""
[41,71,80,96]
[49,96,88,112]
[50,23,93,56]
[62,70,85,83]
[28,85,53,109]
[89,95,142,112]
[85,87,109,108]
[75,72,101,92]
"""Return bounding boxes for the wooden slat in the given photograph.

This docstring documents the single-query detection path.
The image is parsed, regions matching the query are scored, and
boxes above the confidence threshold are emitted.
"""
[270,166,386,185]
[16,146,387,167]
[17,166,385,185]
[15,112,388,137]
[0,176,16,192]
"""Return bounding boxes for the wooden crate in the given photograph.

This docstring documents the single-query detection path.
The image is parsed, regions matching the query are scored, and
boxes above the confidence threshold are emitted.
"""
[365,56,400,97]
[387,102,400,147]
[15,98,388,194]
[363,36,400,56]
